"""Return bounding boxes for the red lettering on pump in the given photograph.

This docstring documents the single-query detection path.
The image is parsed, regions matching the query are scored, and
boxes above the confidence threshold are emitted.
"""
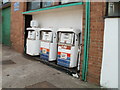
[58,45,71,50]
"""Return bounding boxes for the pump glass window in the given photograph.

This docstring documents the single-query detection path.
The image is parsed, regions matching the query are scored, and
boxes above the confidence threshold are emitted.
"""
[27,0,41,10]
[59,33,74,45]
[28,31,36,40]
[41,31,52,42]
[107,2,120,16]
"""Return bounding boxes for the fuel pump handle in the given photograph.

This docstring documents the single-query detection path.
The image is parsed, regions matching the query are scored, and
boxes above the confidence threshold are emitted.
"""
[78,44,82,53]
[77,45,82,71]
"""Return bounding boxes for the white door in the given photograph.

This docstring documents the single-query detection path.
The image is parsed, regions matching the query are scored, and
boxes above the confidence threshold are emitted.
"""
[100,18,119,88]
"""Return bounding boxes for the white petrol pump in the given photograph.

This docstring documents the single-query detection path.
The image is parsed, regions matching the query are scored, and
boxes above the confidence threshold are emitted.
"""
[26,20,41,56]
[40,28,57,61]
[57,28,81,68]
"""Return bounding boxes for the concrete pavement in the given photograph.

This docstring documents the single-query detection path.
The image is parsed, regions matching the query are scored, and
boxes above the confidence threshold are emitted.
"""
[2,45,100,88]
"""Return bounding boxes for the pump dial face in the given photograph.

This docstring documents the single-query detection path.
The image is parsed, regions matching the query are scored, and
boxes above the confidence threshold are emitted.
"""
[42,49,47,54]
[59,33,74,45]
[41,31,52,42]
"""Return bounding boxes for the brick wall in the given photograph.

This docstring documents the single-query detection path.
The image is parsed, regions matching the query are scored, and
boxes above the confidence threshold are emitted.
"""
[11,2,26,53]
[10,1,106,85]
[80,2,106,85]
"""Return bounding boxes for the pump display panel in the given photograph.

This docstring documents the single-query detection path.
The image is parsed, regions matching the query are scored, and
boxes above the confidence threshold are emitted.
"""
[28,31,36,40]
[41,31,52,42]
[59,33,74,45]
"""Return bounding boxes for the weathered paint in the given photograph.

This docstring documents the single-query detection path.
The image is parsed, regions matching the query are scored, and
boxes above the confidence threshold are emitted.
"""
[2,7,11,46]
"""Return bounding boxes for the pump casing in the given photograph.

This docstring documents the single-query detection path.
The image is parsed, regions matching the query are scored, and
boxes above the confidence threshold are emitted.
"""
[26,20,41,56]
[57,28,81,68]
[40,28,57,61]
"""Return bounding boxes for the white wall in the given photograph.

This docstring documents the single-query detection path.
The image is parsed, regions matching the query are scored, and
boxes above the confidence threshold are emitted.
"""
[100,18,119,88]
[32,5,83,31]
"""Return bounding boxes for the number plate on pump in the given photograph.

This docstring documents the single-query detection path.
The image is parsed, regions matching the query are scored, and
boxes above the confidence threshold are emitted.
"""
[60,53,67,59]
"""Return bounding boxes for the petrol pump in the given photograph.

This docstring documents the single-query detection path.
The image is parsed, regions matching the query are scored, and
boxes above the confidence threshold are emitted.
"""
[26,20,41,56]
[57,28,81,68]
[40,28,57,61]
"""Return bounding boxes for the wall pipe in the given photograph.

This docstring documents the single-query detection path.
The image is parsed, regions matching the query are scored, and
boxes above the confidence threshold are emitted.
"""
[82,0,90,81]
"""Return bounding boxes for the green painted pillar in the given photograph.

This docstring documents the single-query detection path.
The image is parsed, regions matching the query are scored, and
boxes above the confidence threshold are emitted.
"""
[82,0,90,81]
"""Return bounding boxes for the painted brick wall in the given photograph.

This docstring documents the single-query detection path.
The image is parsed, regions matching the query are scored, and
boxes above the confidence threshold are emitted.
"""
[11,2,26,53]
[80,2,106,85]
